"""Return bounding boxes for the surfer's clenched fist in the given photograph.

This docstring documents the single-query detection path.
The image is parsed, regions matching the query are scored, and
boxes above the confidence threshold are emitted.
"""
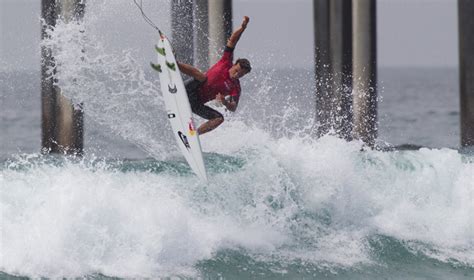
[241,16,250,29]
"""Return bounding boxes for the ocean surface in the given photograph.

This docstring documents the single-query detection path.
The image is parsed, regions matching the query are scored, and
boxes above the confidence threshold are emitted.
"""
[1,4,474,279]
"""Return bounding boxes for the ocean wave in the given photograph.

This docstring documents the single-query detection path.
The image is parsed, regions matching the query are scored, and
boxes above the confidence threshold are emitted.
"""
[1,128,473,278]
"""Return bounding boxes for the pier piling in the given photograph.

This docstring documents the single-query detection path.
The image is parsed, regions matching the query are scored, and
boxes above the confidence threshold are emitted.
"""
[194,0,209,70]
[329,0,353,140]
[458,0,474,147]
[41,0,84,155]
[41,0,57,153]
[208,0,232,64]
[171,0,194,65]
[352,0,377,146]
[314,0,353,139]
[313,0,332,137]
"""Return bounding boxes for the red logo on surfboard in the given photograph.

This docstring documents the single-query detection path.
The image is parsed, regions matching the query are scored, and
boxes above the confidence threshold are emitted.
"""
[189,119,196,136]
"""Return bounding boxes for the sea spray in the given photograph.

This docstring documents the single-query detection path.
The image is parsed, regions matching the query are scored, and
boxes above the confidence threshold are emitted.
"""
[41,0,172,159]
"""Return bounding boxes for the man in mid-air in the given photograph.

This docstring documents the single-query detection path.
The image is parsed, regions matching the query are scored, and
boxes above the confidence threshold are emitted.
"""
[178,16,251,135]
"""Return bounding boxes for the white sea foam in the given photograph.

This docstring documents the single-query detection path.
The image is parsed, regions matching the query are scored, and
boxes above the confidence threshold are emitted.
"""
[204,121,474,267]
[1,126,473,278]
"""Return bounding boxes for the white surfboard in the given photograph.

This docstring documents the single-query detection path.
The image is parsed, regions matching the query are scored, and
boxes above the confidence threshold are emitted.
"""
[152,33,208,181]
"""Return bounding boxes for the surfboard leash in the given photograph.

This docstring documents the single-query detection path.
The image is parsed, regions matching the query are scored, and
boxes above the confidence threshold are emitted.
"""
[133,0,163,36]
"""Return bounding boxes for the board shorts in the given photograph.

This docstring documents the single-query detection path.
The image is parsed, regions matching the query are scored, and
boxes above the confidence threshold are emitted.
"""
[185,79,223,120]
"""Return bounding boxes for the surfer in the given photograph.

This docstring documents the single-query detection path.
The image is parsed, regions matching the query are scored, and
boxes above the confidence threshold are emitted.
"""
[178,16,251,135]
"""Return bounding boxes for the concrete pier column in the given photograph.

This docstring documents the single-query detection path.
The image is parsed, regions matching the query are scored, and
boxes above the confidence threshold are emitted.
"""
[352,0,377,146]
[171,0,194,65]
[458,0,474,147]
[208,0,232,64]
[41,0,57,153]
[329,0,353,140]
[313,0,332,137]
[41,0,85,155]
[194,0,209,70]
[57,0,85,154]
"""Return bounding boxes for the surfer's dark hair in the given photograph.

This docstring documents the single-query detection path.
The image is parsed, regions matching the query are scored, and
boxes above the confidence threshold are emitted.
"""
[236,58,251,73]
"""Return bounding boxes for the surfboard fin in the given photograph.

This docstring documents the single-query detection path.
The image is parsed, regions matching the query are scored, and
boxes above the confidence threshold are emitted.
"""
[155,45,166,56]
[166,61,176,71]
[150,62,162,73]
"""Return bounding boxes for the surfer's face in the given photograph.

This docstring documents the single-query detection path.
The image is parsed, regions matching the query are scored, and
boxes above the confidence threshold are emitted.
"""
[229,64,249,79]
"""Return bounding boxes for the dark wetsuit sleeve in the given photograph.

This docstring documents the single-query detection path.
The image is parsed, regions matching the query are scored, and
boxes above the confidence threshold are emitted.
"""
[220,46,234,64]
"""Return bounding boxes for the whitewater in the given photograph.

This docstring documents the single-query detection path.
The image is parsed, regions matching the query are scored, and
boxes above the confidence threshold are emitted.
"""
[1,130,473,278]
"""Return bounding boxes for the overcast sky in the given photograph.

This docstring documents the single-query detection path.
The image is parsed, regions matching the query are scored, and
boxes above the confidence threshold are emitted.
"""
[0,0,459,71]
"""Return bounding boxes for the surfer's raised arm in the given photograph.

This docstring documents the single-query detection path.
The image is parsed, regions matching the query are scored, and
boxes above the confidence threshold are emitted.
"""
[177,62,206,82]
[227,16,250,49]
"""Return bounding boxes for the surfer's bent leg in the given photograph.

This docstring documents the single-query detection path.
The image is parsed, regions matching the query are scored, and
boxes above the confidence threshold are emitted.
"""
[185,80,223,135]
[195,109,224,135]
[190,102,224,135]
